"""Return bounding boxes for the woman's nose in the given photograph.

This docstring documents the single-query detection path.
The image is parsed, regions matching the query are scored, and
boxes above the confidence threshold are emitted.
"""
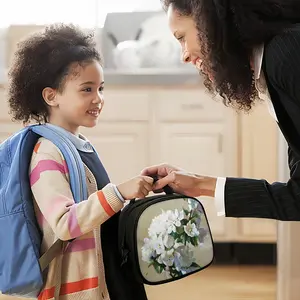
[181,50,191,64]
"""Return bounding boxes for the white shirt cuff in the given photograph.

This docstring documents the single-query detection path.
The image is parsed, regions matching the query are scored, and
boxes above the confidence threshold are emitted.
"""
[214,177,226,216]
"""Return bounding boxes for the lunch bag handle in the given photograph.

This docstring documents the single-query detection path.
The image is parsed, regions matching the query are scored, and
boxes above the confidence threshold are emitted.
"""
[130,175,173,204]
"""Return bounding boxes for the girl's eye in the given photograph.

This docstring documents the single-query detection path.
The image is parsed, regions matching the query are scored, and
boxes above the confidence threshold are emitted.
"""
[83,87,92,92]
[99,86,104,92]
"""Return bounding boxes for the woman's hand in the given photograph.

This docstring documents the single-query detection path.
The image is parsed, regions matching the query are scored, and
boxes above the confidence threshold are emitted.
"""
[141,163,217,197]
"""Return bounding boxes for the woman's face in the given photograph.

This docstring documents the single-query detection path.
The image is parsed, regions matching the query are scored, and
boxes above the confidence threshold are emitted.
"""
[167,4,203,71]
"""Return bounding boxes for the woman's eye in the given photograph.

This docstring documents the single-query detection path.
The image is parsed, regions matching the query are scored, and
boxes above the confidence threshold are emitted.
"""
[83,87,92,92]
[99,86,104,92]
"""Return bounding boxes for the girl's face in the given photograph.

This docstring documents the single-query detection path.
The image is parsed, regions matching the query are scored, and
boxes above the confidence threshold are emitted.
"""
[167,4,203,71]
[42,60,104,134]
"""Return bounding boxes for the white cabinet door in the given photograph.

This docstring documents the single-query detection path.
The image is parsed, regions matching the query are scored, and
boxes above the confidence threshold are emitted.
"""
[236,103,278,242]
[79,88,151,184]
[80,123,149,184]
[156,122,235,241]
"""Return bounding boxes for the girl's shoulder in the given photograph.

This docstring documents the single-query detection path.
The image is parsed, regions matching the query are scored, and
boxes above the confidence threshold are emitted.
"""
[31,137,65,164]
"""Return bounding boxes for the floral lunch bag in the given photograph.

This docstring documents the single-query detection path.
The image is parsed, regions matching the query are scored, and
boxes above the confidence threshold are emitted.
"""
[118,187,214,285]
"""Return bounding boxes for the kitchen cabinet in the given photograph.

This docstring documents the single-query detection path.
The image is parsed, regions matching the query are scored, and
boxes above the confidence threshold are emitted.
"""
[236,102,278,242]
[81,87,278,243]
[81,87,239,242]
[152,88,238,241]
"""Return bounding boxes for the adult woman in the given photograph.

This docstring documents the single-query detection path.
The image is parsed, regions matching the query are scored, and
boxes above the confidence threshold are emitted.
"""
[142,0,300,220]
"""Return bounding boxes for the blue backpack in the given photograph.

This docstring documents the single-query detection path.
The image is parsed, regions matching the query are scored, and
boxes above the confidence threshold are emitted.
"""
[0,124,88,298]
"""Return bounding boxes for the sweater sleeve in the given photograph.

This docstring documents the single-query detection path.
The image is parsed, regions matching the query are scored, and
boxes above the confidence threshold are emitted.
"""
[29,138,124,241]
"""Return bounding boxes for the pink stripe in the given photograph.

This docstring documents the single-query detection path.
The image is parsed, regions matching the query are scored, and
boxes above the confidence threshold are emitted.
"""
[64,238,96,253]
[30,159,67,186]
[44,195,74,218]
[68,206,82,238]
[62,160,69,173]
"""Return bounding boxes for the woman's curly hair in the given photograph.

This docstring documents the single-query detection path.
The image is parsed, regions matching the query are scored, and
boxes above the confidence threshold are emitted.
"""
[8,23,101,124]
[161,0,300,111]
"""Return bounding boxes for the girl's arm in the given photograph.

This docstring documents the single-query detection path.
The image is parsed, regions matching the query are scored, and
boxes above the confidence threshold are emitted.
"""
[30,138,123,241]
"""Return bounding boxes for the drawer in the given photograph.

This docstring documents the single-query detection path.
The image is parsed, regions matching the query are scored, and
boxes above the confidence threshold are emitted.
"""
[156,89,224,122]
[101,89,149,121]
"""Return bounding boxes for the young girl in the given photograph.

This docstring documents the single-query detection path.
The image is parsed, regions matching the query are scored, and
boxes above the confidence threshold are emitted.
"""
[7,24,153,300]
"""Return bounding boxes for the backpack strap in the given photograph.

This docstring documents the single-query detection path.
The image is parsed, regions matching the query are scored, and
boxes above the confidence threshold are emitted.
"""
[31,124,88,203]
[39,239,65,271]
[30,125,88,296]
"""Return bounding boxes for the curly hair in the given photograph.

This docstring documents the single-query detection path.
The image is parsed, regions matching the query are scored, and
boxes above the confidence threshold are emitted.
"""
[161,0,300,111]
[8,23,102,124]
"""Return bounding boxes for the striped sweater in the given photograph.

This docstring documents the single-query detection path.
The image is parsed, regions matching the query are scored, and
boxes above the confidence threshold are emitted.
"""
[29,137,124,300]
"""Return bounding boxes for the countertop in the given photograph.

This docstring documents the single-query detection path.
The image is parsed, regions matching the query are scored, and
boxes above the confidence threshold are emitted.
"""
[103,68,203,86]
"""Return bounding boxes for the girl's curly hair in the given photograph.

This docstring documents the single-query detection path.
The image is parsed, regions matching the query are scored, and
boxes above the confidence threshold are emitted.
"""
[8,23,101,124]
[161,0,300,111]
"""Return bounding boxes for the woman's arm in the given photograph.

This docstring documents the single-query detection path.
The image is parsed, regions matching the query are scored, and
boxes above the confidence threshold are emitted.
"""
[141,27,300,221]
[222,25,300,221]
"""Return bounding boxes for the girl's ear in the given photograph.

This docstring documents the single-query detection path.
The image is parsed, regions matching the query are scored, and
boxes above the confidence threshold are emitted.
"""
[42,87,59,107]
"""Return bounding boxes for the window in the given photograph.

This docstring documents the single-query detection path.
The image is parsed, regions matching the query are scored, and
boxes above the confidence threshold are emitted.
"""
[1,0,162,28]
[1,0,98,28]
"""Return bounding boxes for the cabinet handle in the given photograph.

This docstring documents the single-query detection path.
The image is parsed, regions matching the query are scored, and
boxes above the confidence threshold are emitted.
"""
[181,103,204,110]
[218,134,223,153]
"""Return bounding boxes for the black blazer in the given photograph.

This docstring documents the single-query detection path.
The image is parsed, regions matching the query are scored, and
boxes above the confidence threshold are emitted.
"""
[225,24,300,221]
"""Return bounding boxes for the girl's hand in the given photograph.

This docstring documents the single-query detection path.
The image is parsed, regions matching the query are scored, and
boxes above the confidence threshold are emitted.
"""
[117,175,154,200]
